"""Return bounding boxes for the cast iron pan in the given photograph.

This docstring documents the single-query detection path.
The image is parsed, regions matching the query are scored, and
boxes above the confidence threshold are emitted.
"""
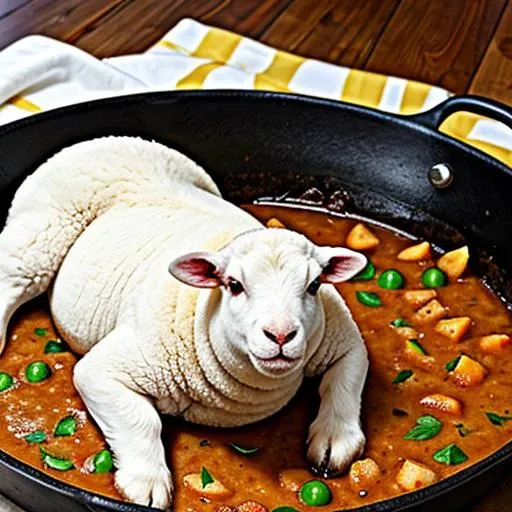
[0,91,510,512]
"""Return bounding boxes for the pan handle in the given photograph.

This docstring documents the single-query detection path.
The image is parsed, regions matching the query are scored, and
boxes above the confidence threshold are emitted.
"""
[410,94,512,130]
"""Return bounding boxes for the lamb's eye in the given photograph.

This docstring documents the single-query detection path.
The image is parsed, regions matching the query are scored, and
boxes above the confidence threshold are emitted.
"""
[307,277,321,296]
[227,278,245,296]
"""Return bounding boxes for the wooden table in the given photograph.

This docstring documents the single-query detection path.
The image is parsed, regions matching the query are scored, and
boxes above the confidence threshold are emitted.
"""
[0,1,511,511]
[0,0,510,103]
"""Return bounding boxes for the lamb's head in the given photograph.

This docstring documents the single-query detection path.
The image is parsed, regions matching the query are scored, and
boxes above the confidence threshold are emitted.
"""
[169,229,366,377]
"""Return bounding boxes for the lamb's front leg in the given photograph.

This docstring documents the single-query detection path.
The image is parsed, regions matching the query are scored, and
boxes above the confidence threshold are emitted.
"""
[73,325,172,509]
[307,341,369,477]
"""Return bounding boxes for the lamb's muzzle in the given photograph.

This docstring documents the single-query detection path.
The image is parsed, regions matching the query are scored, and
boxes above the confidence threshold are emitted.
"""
[0,136,370,510]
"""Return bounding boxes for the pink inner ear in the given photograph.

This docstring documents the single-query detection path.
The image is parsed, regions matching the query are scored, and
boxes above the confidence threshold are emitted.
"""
[321,253,367,283]
[175,258,220,287]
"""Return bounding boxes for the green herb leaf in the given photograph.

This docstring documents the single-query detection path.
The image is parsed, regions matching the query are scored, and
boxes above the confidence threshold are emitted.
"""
[455,423,472,438]
[34,328,47,337]
[351,261,376,281]
[391,318,411,328]
[40,447,74,471]
[445,355,462,372]
[200,466,214,489]
[229,443,260,456]
[392,369,414,384]
[356,291,382,308]
[24,431,47,444]
[406,339,427,355]
[485,412,512,427]
[44,340,67,354]
[433,444,468,465]
[54,416,77,437]
[403,415,443,441]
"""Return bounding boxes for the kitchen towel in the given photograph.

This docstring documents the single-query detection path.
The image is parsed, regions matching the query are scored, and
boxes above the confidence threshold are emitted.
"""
[0,18,510,166]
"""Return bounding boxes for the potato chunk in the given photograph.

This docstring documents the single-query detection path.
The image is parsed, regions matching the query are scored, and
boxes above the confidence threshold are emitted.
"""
[183,473,233,500]
[349,458,382,490]
[479,334,511,353]
[278,468,311,492]
[434,317,472,343]
[346,223,380,250]
[397,242,431,261]
[266,217,285,229]
[404,290,437,308]
[451,355,487,388]
[420,394,463,417]
[396,460,437,491]
[412,299,447,325]
[437,246,469,280]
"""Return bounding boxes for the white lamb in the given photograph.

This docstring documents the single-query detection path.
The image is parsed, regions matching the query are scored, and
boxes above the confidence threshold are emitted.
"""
[0,137,369,510]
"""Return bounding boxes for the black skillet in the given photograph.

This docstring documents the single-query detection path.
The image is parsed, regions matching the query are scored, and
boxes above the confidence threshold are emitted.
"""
[0,91,510,512]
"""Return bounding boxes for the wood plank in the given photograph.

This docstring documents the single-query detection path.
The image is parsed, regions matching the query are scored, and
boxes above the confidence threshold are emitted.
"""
[469,1,512,104]
[294,0,401,68]
[0,0,33,20]
[364,0,507,94]
[260,0,341,52]
[74,0,295,58]
[0,0,127,51]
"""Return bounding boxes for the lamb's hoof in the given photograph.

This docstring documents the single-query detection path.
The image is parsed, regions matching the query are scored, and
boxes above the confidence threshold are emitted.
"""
[115,463,173,510]
[309,450,343,479]
[307,421,365,477]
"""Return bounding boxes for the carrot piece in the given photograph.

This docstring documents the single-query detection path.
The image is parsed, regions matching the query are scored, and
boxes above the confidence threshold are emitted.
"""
[451,355,487,388]
[437,246,469,280]
[412,299,447,325]
[346,223,380,250]
[183,473,233,500]
[404,290,437,308]
[266,217,285,229]
[479,334,511,353]
[349,458,382,490]
[420,394,463,417]
[434,317,472,343]
[396,460,437,491]
[397,242,431,261]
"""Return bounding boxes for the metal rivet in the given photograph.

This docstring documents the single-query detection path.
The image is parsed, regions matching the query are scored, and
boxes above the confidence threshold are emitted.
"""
[429,163,454,189]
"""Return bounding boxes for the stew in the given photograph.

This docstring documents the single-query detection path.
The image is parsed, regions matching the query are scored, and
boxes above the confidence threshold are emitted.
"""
[0,203,510,512]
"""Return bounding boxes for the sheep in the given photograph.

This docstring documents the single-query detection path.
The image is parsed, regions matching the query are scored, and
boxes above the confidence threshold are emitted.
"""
[0,137,369,510]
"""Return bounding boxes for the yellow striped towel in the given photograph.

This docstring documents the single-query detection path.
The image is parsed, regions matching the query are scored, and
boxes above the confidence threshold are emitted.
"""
[0,18,509,166]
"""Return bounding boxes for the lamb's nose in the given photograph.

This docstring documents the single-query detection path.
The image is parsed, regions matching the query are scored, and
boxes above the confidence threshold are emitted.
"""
[263,328,298,345]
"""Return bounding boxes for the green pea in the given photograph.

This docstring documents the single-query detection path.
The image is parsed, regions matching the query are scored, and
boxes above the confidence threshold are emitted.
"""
[44,340,67,354]
[378,269,405,289]
[351,260,375,281]
[422,268,447,288]
[0,372,13,392]
[356,291,382,307]
[272,508,299,512]
[299,480,332,506]
[25,361,51,383]
[93,449,114,473]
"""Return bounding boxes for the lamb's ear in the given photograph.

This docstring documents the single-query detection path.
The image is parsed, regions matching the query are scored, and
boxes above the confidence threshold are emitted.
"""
[168,251,224,288]
[316,247,367,283]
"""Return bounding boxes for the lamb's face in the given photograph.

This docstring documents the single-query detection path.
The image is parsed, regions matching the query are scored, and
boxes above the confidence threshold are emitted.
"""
[169,229,366,378]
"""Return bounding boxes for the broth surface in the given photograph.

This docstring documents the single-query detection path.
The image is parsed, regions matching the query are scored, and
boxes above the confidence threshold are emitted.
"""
[0,204,511,511]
